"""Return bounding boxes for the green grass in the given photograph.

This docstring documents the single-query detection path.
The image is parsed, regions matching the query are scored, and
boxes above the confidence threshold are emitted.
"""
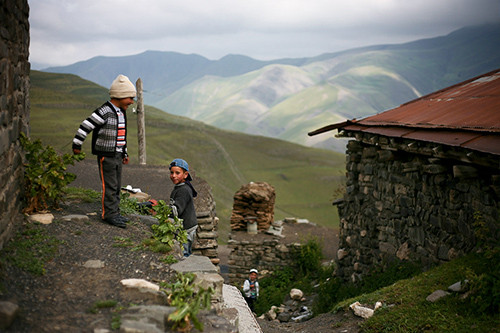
[333,252,500,332]
[63,186,101,203]
[88,299,118,314]
[0,223,62,276]
[29,70,346,242]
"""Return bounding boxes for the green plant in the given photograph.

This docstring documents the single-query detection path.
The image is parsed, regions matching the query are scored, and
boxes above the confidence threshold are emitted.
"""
[161,254,178,264]
[254,238,328,315]
[254,266,294,315]
[0,223,62,275]
[161,272,213,331]
[113,237,134,248]
[111,312,121,330]
[142,238,172,253]
[119,192,146,215]
[63,186,100,203]
[20,133,84,213]
[151,200,187,248]
[88,299,118,314]
[466,247,500,315]
[296,237,324,276]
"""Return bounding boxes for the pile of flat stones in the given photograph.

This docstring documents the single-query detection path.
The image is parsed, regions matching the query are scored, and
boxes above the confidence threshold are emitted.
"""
[230,182,276,232]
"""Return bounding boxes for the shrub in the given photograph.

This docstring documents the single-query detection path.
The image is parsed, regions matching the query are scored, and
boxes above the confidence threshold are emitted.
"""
[161,272,213,331]
[20,133,84,213]
[254,237,327,315]
[151,200,188,248]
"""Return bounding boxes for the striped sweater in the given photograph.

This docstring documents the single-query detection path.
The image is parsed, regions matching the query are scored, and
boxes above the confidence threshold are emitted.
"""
[72,101,128,157]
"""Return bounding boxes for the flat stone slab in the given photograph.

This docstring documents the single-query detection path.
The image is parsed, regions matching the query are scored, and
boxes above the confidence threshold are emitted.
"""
[62,214,89,222]
[170,255,218,274]
[222,284,262,333]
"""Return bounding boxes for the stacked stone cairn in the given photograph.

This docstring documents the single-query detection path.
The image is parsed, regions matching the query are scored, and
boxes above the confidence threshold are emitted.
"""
[230,182,275,232]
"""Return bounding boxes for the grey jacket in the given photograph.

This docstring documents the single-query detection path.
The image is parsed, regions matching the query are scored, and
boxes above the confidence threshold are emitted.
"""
[72,101,128,157]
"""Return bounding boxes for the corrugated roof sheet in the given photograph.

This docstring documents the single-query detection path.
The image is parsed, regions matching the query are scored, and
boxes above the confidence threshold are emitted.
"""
[309,69,500,156]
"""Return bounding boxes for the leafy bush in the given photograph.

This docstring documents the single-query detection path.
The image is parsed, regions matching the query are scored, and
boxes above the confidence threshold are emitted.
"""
[20,133,84,213]
[119,192,154,215]
[161,272,213,331]
[151,200,187,248]
[254,238,327,315]
[297,237,324,276]
[254,266,295,315]
[466,251,500,315]
[466,210,500,314]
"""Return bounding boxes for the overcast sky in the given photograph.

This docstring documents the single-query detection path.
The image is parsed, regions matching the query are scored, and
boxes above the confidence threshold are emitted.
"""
[29,0,500,68]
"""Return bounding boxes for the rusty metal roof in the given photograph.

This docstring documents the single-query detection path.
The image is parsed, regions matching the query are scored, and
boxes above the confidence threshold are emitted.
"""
[309,69,500,156]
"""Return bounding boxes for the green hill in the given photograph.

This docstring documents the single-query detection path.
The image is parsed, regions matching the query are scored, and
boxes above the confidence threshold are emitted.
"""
[29,70,346,241]
[156,24,500,150]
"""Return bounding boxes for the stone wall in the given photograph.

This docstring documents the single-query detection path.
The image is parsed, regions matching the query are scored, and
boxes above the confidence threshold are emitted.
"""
[227,231,301,285]
[0,1,30,249]
[336,137,500,282]
[191,179,220,266]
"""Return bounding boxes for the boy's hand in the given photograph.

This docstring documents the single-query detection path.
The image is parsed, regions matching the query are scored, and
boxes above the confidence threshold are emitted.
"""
[73,148,81,155]
[122,156,129,164]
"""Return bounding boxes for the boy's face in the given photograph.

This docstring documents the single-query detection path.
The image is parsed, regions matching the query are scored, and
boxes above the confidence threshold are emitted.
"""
[249,272,257,281]
[170,166,189,185]
[112,97,135,111]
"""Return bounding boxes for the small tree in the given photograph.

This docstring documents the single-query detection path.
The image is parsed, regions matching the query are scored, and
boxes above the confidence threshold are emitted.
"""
[20,133,84,214]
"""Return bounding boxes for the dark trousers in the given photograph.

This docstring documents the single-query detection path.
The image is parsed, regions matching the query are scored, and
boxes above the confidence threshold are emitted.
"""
[97,154,123,220]
[245,297,256,312]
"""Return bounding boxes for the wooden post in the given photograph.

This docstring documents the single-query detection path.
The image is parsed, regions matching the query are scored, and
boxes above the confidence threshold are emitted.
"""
[136,78,146,165]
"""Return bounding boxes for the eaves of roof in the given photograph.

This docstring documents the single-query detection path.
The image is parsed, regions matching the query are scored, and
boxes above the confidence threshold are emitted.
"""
[308,69,500,156]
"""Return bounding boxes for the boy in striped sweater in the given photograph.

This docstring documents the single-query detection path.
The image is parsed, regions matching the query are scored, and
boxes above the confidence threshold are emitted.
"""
[72,74,136,228]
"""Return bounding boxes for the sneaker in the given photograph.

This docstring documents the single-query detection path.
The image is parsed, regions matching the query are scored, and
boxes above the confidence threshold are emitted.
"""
[118,215,129,223]
[104,216,126,228]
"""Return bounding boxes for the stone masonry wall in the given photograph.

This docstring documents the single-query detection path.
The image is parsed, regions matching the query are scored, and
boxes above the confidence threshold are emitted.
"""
[0,1,30,249]
[336,138,500,282]
[190,178,220,266]
[227,232,301,285]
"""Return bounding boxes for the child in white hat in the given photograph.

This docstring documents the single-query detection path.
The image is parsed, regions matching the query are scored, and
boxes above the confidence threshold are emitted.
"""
[72,74,136,228]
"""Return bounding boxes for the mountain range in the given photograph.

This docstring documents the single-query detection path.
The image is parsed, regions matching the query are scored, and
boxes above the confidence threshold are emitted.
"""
[44,23,500,151]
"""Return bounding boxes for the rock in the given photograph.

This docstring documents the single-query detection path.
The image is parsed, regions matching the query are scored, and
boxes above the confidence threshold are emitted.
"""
[121,279,160,291]
[62,214,89,222]
[120,305,175,332]
[290,288,303,300]
[426,290,450,302]
[396,242,410,260]
[349,301,375,319]
[194,273,225,306]
[337,248,348,260]
[264,306,278,320]
[0,301,19,329]
[291,308,313,323]
[83,260,105,268]
[220,307,239,327]
[27,213,54,224]
[448,280,469,293]
[277,311,292,322]
[171,255,218,274]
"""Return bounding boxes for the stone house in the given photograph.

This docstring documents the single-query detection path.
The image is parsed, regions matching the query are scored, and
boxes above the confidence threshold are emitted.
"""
[309,69,500,282]
[0,1,30,249]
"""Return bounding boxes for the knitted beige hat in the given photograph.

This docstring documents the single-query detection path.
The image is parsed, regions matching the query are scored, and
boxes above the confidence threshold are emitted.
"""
[109,74,136,99]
